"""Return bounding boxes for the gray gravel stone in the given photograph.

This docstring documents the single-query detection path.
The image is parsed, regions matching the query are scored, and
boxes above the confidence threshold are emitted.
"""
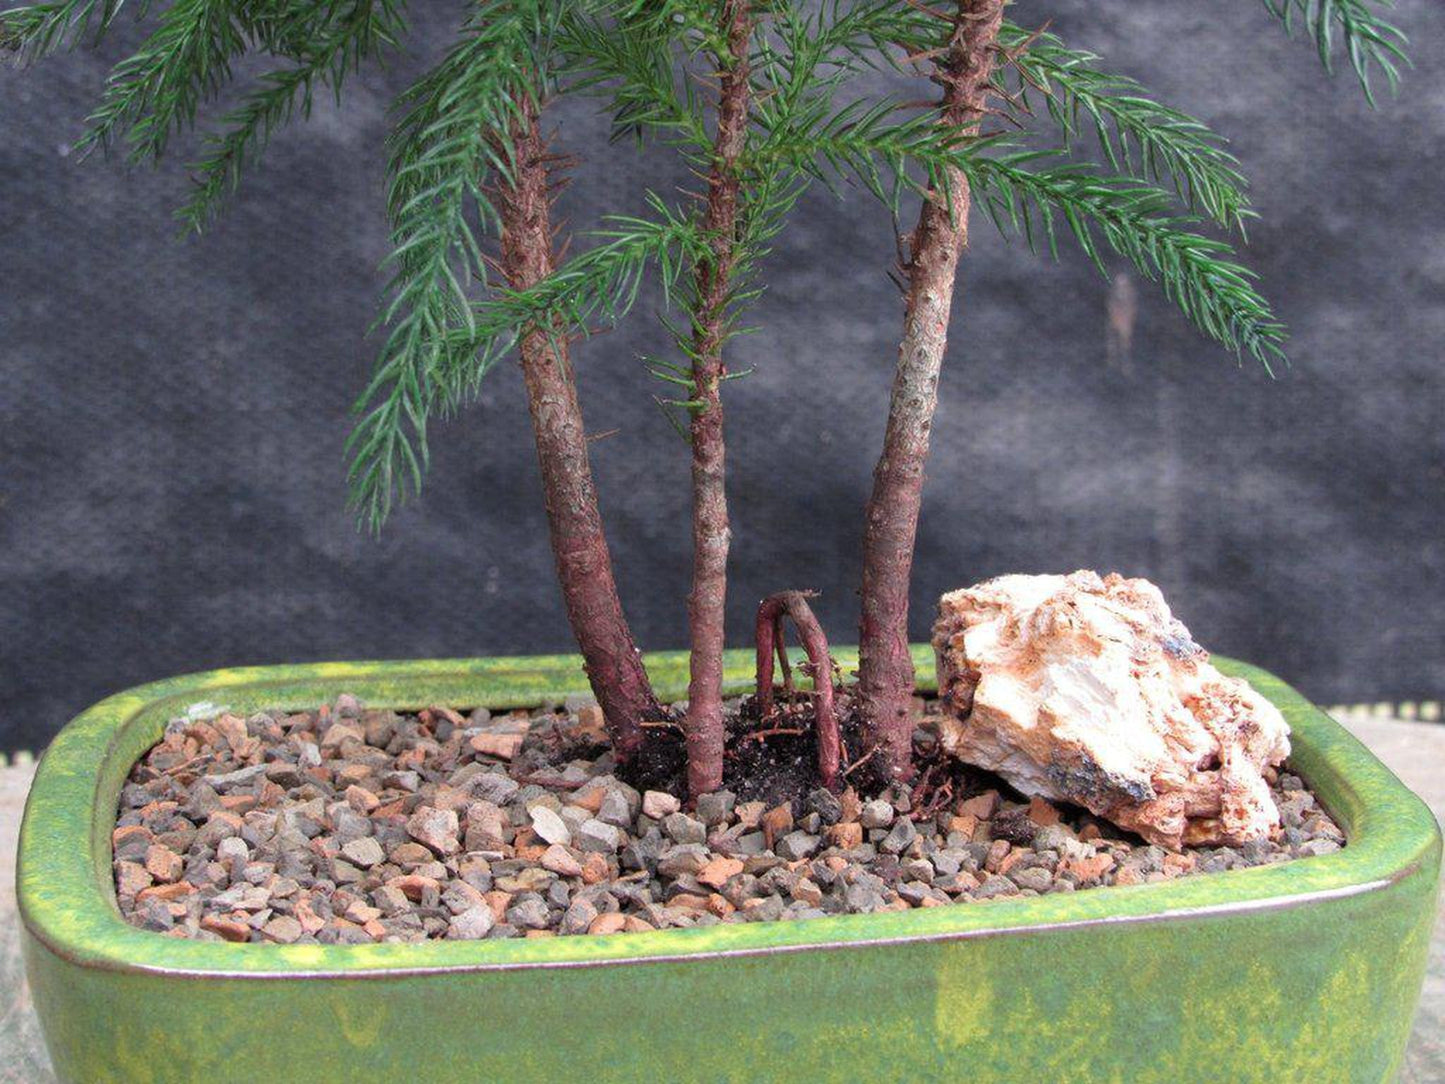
[506,895,551,929]
[976,875,1020,899]
[203,764,268,789]
[447,906,496,940]
[880,817,918,855]
[561,897,599,935]
[657,843,709,878]
[597,789,634,829]
[1009,866,1054,893]
[860,799,894,829]
[843,883,888,912]
[577,818,624,853]
[662,812,708,844]
[339,837,385,869]
[736,831,767,855]
[695,790,737,826]
[775,831,820,860]
[805,787,843,826]
[473,774,520,805]
[1033,824,1075,853]
[742,895,785,922]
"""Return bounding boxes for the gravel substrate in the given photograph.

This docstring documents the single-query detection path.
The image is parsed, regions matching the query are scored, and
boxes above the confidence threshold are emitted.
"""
[113,696,1346,944]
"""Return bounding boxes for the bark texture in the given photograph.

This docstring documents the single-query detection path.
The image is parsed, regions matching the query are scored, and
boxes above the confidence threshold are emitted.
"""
[856,0,1005,785]
[684,0,751,799]
[755,592,842,791]
[497,99,660,762]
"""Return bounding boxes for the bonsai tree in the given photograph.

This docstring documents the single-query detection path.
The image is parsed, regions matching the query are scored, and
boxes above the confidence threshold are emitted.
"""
[1,0,1409,801]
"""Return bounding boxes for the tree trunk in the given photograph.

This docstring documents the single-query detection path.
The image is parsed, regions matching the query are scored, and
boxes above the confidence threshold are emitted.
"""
[856,0,1005,784]
[684,0,751,799]
[497,98,660,762]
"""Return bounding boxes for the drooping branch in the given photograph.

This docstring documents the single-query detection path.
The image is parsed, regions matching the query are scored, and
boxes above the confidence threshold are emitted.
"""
[683,0,751,800]
[855,0,1005,785]
[755,591,841,791]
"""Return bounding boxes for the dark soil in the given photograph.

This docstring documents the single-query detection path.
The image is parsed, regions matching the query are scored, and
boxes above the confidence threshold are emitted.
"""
[111,694,1345,945]
[614,690,881,806]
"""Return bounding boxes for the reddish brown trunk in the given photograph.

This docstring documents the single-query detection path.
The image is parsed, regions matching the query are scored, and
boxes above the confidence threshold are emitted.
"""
[755,591,841,791]
[684,0,751,799]
[496,99,660,761]
[856,0,1005,784]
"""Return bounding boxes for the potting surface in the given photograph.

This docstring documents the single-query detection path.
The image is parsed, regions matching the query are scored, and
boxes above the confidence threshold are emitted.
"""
[3,710,1443,1082]
[107,695,1347,945]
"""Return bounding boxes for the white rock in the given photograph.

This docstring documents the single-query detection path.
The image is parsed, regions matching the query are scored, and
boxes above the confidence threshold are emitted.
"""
[932,571,1290,849]
[529,805,571,846]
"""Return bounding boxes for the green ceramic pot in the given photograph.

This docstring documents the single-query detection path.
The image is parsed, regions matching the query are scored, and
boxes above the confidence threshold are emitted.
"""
[19,649,1440,1083]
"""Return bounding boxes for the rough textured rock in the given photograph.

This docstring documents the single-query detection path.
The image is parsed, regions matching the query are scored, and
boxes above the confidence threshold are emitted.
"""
[932,571,1291,848]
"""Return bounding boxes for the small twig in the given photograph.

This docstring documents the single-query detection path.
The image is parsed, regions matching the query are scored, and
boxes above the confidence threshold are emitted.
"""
[737,724,807,743]
[901,0,954,23]
[842,745,877,779]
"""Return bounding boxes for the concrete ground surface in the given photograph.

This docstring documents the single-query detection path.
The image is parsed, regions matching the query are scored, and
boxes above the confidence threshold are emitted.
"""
[2,716,1442,1083]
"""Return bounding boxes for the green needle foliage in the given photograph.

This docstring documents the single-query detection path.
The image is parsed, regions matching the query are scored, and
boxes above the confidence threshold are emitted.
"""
[738,30,1284,369]
[346,0,563,529]
[557,7,708,148]
[348,197,710,526]
[632,0,943,435]
[77,0,252,163]
[0,0,1411,508]
[0,0,131,57]
[994,23,1252,231]
[177,2,407,231]
[965,152,1286,372]
[736,2,1397,375]
[1261,0,1410,103]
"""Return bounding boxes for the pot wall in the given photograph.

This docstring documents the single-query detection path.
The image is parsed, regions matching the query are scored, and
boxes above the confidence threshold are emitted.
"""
[18,651,1442,1083]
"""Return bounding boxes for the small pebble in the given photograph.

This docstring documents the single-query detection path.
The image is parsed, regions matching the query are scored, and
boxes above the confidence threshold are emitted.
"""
[775,831,820,861]
[448,906,496,940]
[859,800,894,830]
[340,837,385,869]
[642,791,681,820]
[578,819,624,853]
[662,812,707,845]
[529,806,571,846]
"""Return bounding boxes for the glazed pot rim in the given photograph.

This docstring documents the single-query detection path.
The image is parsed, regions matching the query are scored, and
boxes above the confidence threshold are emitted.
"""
[18,648,1442,979]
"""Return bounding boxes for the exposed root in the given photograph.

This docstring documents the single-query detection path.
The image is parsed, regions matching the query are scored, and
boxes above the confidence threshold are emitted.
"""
[754,590,842,790]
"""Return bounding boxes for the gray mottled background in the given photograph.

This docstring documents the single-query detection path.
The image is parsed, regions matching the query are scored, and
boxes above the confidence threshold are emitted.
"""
[1,2,1442,754]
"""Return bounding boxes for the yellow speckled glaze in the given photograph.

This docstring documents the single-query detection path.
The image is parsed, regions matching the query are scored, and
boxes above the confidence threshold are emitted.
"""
[18,649,1441,1083]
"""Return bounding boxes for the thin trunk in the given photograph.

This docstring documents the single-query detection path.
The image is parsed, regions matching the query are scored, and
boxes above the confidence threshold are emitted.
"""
[856,0,1005,784]
[684,0,751,799]
[755,591,841,791]
[497,99,660,762]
